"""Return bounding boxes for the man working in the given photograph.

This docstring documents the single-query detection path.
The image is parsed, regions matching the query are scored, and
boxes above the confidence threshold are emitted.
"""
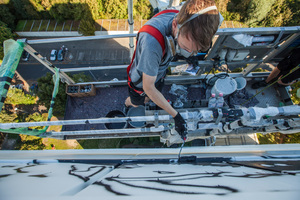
[125,0,222,139]
[252,48,300,89]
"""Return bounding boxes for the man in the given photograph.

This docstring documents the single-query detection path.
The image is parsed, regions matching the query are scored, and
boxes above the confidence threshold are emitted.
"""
[252,48,300,89]
[125,0,222,139]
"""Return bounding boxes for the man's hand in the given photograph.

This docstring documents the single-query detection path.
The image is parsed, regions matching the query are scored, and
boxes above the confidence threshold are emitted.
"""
[173,112,188,140]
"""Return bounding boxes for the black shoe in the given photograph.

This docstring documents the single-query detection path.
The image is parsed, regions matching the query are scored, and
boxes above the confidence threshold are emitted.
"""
[251,80,268,89]
[123,105,132,115]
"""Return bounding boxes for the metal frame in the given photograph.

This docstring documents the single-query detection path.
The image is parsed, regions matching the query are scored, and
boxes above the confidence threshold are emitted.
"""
[19,26,300,88]
[10,25,300,141]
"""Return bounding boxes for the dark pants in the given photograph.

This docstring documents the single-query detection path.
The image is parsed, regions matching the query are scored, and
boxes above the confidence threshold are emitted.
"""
[128,79,165,105]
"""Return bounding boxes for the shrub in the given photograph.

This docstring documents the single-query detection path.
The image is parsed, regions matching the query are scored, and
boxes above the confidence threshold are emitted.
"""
[5,88,36,105]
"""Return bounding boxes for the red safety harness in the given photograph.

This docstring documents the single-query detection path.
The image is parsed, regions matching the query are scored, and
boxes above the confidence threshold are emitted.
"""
[127,9,179,95]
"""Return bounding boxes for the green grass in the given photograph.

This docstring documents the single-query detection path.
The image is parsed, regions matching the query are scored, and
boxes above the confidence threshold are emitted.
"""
[24,20,34,31]
[31,20,42,31]
[71,21,80,31]
[39,20,49,31]
[63,20,72,31]
[253,68,268,72]
[43,138,83,150]
[47,20,57,31]
[55,21,64,31]
[78,138,123,149]
[95,20,102,31]
[257,132,300,144]
[78,139,101,149]
[15,20,27,31]
[231,67,243,73]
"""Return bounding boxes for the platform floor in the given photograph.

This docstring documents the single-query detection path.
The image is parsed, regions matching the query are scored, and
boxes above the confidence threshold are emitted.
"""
[63,80,284,146]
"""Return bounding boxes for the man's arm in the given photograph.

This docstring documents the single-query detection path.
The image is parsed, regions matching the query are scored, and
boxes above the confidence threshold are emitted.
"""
[143,73,187,140]
[142,73,177,117]
[277,75,296,86]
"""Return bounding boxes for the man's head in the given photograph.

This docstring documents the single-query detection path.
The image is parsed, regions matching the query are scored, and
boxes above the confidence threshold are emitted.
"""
[173,0,221,55]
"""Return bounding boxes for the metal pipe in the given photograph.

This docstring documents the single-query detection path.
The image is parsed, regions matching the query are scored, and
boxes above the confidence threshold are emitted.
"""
[26,34,137,44]
[59,61,265,73]
[128,0,134,59]
[217,26,299,35]
[58,132,160,140]
[48,126,167,136]
[68,72,270,88]
[243,32,300,76]
[21,26,299,45]
[60,65,128,72]
[0,110,204,129]
[0,115,172,129]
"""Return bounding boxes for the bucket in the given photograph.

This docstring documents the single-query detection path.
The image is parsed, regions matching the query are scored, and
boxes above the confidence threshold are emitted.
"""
[127,106,146,128]
[211,77,237,96]
[235,77,247,90]
[104,110,127,129]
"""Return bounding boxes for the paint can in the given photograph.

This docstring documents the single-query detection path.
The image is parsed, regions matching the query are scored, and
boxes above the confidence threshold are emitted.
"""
[211,77,237,96]
[104,110,127,129]
[127,106,146,128]
[235,77,247,90]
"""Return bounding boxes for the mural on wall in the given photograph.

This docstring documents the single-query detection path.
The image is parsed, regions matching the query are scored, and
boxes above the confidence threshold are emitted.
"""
[0,158,299,198]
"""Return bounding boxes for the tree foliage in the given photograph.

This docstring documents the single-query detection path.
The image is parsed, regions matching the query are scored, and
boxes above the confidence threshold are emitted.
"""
[16,134,45,150]
[37,72,92,116]
[5,89,36,105]
[260,0,299,27]
[4,0,153,22]
[257,132,300,144]
[0,21,14,61]
[37,72,67,116]
[291,81,300,105]
[11,0,41,20]
[0,110,18,123]
[216,0,299,27]
[0,5,16,29]
[26,112,47,130]
[0,110,19,149]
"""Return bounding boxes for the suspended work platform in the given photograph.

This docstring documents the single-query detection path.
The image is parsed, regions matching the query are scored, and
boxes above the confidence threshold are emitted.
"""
[0,26,299,146]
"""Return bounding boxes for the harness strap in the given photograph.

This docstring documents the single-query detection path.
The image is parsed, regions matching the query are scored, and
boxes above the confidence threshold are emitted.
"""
[127,9,179,95]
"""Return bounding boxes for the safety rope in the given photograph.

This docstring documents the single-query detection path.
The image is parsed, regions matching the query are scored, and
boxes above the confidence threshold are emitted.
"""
[240,65,300,106]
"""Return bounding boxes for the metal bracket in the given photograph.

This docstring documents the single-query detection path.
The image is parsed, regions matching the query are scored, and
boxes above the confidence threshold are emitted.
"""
[154,111,159,128]
[215,108,223,125]
[128,19,134,25]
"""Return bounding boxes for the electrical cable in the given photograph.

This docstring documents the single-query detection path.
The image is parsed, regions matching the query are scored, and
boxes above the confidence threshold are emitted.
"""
[204,61,230,87]
[178,137,186,161]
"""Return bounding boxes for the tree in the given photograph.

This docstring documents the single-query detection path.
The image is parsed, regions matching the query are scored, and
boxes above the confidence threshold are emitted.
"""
[37,72,92,116]
[78,17,96,36]
[78,3,96,35]
[5,89,36,105]
[291,81,300,105]
[259,0,299,27]
[37,72,67,116]
[246,0,277,27]
[16,135,45,150]
[0,110,19,149]
[0,21,15,61]
[0,5,16,30]
[102,0,128,19]
[133,0,152,20]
